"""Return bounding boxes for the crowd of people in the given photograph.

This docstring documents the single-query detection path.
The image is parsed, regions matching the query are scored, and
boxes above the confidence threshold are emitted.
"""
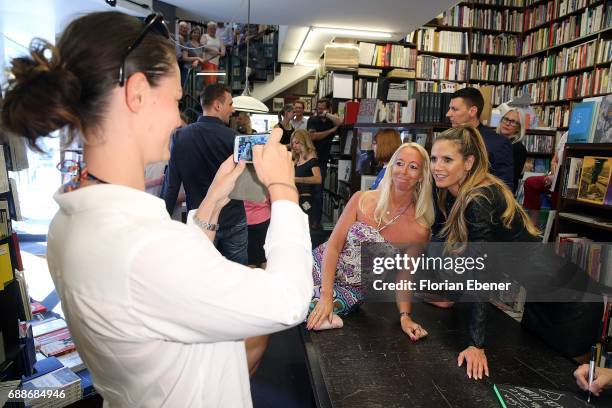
[1,10,610,407]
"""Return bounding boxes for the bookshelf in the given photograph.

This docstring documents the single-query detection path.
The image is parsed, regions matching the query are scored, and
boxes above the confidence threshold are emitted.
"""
[0,136,30,381]
[552,141,612,367]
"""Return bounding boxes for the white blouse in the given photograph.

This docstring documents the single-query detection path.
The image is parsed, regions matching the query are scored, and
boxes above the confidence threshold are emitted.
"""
[47,184,313,407]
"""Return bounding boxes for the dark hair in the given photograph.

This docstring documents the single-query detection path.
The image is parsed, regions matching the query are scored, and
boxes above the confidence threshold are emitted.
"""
[317,99,330,109]
[450,87,484,119]
[1,11,176,151]
[201,83,231,107]
[374,128,401,163]
[278,104,294,123]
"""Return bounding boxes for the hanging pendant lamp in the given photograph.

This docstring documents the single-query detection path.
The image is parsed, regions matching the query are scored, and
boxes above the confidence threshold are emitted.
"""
[232,0,269,113]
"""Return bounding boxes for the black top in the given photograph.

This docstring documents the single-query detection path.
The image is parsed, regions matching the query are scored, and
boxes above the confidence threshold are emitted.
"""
[307,115,336,167]
[276,123,294,145]
[433,185,604,355]
[432,184,536,348]
[164,116,246,228]
[295,158,319,195]
[512,140,527,193]
[477,123,515,191]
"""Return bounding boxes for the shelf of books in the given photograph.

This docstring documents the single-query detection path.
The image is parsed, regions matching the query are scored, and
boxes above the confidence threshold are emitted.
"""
[0,134,30,385]
[553,93,611,369]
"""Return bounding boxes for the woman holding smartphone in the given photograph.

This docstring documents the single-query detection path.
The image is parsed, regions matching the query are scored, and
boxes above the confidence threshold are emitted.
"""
[1,11,312,407]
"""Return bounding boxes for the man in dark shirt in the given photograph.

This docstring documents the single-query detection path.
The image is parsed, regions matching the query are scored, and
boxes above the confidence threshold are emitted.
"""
[164,84,248,265]
[307,99,342,228]
[446,87,514,191]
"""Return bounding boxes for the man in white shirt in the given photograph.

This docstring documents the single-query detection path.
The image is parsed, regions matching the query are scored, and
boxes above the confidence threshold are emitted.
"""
[291,100,308,129]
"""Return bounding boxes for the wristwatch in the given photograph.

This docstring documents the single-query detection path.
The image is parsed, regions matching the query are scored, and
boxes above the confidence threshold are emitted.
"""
[399,312,411,319]
[192,213,219,231]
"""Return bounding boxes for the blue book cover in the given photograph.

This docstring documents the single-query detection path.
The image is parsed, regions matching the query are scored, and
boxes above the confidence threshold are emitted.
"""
[21,356,63,382]
[568,101,597,143]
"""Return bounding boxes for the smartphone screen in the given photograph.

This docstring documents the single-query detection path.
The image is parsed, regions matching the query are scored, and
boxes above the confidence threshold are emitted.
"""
[233,133,269,163]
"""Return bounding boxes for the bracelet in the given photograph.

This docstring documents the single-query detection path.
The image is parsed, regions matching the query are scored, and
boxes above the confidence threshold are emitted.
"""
[399,312,411,319]
[267,182,299,195]
[192,213,219,231]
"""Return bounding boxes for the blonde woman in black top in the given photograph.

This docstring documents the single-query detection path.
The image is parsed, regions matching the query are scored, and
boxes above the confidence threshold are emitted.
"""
[275,104,295,145]
[292,129,321,226]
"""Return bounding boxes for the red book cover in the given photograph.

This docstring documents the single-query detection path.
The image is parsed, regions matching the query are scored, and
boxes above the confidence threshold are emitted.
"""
[34,327,72,349]
[30,301,47,314]
[344,101,360,125]
[10,232,23,271]
[40,338,76,357]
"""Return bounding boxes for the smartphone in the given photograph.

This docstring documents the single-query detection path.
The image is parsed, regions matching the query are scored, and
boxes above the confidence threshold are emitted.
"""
[233,133,269,163]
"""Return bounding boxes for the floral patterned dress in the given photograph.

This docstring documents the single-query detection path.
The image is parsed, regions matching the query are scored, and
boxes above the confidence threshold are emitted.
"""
[310,221,389,315]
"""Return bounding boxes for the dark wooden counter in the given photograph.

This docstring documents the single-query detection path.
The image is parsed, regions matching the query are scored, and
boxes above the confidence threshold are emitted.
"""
[302,302,612,408]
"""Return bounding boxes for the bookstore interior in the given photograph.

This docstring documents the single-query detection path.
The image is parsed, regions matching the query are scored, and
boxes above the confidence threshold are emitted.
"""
[1,0,612,406]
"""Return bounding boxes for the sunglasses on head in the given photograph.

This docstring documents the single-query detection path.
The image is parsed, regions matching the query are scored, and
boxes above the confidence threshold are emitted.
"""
[118,13,170,87]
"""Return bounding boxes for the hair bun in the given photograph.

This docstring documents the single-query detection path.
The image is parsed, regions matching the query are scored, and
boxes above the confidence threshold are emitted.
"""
[1,38,81,150]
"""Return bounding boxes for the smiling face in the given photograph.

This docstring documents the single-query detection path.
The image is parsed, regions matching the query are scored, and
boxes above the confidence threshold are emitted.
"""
[500,110,521,139]
[293,102,304,118]
[430,139,475,197]
[390,146,424,193]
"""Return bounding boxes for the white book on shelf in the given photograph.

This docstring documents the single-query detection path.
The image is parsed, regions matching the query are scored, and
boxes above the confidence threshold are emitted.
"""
[0,150,9,194]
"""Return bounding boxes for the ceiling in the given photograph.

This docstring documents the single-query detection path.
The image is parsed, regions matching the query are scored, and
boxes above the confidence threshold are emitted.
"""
[1,0,456,77]
[167,0,456,64]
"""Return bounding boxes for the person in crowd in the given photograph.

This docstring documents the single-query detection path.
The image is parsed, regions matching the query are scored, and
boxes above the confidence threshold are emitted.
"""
[523,132,568,226]
[307,99,342,229]
[307,143,434,339]
[177,20,189,43]
[0,11,312,406]
[275,104,294,146]
[291,100,308,130]
[370,128,402,189]
[429,125,602,380]
[575,365,612,397]
[164,84,249,265]
[496,106,527,194]
[200,21,225,85]
[291,129,322,226]
[182,27,206,91]
[215,21,233,73]
[176,21,189,86]
[235,111,256,134]
[446,87,514,190]
[182,27,205,69]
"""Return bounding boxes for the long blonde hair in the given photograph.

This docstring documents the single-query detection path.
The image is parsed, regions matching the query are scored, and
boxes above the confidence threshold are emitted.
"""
[290,128,317,162]
[435,126,539,254]
[359,143,434,229]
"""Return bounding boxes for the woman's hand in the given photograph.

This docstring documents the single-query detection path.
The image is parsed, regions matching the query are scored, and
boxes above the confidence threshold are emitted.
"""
[400,317,428,341]
[306,296,334,330]
[574,365,612,397]
[458,346,489,380]
[205,155,246,210]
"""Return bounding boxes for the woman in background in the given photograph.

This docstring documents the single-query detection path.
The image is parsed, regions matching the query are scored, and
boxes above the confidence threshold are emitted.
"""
[496,106,527,194]
[307,143,433,340]
[371,128,402,189]
[291,129,321,226]
[275,104,295,146]
[1,11,312,406]
[236,111,256,134]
